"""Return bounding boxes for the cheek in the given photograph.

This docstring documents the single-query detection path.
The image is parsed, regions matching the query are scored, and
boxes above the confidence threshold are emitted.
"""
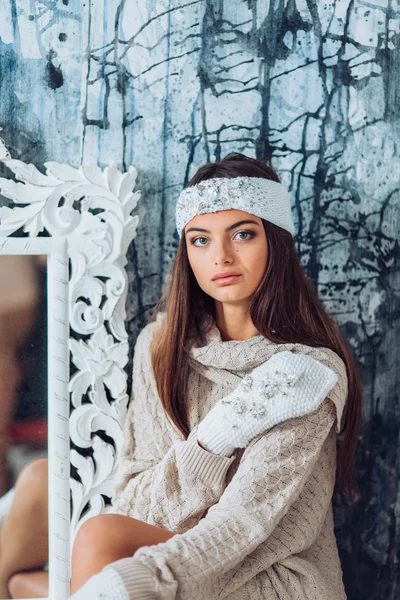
[187,251,206,282]
[246,242,268,266]
[246,247,268,283]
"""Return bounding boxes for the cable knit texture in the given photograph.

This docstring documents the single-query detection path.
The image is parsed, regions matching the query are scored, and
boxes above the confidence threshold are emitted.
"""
[110,312,348,600]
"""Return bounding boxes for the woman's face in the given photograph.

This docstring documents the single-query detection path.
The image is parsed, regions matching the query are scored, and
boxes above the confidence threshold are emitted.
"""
[185,209,268,306]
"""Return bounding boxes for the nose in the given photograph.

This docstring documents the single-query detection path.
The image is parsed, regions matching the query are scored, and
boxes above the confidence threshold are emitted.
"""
[212,238,234,265]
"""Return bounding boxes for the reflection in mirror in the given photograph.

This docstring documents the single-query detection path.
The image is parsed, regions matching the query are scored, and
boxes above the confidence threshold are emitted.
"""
[0,255,49,599]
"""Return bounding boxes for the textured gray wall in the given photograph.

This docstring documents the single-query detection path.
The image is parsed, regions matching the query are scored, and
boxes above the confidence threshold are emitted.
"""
[0,2,399,598]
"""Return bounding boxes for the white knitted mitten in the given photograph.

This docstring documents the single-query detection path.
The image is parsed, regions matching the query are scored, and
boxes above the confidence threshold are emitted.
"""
[196,350,338,457]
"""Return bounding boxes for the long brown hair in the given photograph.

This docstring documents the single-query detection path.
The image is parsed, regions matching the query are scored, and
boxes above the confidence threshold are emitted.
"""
[149,152,363,507]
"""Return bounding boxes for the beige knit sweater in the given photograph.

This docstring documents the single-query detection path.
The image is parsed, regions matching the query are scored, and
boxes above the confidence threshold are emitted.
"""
[110,312,348,600]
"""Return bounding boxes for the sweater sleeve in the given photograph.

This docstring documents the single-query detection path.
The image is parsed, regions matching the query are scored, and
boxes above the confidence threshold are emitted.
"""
[109,394,341,600]
[111,322,236,533]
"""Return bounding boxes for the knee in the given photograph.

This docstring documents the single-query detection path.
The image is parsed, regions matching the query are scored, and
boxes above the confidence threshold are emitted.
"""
[16,457,47,486]
[72,515,111,561]
[14,458,48,500]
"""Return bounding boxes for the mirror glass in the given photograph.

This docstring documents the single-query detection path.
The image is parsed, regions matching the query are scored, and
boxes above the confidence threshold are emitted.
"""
[0,254,48,599]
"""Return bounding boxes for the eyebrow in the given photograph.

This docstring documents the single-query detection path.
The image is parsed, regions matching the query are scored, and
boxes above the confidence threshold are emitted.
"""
[185,219,260,235]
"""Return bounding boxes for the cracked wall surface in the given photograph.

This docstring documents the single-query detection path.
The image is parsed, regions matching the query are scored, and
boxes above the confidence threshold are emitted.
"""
[0,1,399,598]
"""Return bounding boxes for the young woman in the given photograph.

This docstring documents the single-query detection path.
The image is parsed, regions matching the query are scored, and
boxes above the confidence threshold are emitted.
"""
[1,152,363,599]
[68,152,362,600]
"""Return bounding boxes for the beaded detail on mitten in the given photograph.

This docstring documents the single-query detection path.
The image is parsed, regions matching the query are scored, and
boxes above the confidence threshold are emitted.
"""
[223,360,306,423]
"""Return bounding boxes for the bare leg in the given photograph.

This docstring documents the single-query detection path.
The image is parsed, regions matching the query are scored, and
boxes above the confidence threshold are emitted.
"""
[70,514,178,594]
[0,458,48,598]
[0,305,38,497]
[8,571,48,599]
[0,349,22,498]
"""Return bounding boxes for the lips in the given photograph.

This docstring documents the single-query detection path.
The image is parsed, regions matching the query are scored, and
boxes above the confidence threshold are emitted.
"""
[212,272,241,281]
[212,274,242,285]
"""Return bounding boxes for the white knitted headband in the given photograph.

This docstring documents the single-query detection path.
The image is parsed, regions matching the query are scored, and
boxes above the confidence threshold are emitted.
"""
[175,176,295,238]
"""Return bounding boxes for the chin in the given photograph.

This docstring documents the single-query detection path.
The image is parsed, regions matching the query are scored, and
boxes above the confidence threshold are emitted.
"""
[214,292,250,302]
[202,284,251,303]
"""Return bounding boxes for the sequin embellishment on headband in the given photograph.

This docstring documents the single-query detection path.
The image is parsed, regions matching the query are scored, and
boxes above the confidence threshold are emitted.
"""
[177,178,255,215]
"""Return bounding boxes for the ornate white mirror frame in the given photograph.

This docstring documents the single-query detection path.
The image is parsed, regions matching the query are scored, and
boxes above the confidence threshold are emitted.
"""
[0,137,141,600]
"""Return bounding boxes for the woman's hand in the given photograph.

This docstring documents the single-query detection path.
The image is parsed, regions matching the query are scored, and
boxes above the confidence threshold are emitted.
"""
[196,350,338,457]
